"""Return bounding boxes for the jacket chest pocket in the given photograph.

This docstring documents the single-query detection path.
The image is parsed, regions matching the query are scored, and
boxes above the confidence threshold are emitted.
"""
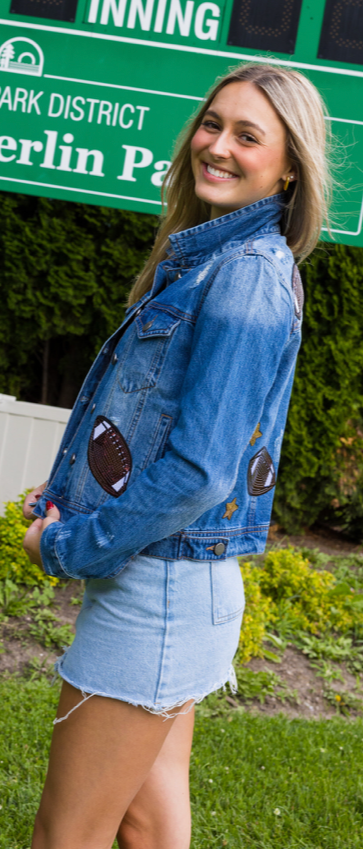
[118,308,181,394]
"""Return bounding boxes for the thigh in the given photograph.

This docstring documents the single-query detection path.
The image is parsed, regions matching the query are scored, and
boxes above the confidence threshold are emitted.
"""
[32,681,179,849]
[118,706,195,849]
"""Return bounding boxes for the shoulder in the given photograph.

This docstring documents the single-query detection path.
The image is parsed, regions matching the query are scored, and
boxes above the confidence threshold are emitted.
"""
[200,237,295,319]
[217,232,294,282]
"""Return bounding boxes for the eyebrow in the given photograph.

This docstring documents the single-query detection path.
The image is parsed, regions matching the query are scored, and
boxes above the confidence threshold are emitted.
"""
[204,109,266,136]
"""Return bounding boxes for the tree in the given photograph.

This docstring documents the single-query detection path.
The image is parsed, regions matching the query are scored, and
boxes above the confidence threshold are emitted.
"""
[0,44,15,69]
[0,192,157,407]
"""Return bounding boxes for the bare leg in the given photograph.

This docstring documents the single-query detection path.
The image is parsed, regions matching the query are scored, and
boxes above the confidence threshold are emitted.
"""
[31,681,181,849]
[117,707,194,849]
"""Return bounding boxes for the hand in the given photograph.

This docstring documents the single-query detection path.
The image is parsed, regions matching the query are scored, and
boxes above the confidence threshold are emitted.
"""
[23,502,61,569]
[23,482,48,521]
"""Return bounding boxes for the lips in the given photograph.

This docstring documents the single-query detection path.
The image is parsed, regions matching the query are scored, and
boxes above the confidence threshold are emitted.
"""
[203,162,238,181]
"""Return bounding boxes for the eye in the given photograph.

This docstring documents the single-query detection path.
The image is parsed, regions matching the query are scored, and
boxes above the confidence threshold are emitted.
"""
[200,120,220,131]
[239,132,257,144]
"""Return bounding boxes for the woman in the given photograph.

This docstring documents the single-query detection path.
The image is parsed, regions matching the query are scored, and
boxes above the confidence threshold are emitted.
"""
[23,63,331,849]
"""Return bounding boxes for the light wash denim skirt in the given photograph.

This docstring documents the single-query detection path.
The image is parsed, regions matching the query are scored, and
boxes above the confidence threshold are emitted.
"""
[55,554,244,718]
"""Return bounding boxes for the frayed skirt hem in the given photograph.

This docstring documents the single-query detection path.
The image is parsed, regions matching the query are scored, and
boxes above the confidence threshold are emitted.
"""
[52,658,238,723]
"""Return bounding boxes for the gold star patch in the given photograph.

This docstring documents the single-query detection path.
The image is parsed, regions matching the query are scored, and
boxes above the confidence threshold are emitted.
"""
[250,422,263,446]
[223,497,239,521]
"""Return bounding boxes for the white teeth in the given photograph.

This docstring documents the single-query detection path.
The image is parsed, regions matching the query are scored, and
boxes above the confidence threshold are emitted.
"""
[206,164,236,179]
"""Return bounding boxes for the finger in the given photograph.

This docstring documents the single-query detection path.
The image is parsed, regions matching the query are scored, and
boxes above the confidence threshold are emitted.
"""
[25,518,43,535]
[46,501,61,521]
[42,518,58,534]
[23,519,45,568]
[23,519,42,566]
[23,507,34,520]
[22,482,48,519]
[23,496,39,520]
[23,521,42,558]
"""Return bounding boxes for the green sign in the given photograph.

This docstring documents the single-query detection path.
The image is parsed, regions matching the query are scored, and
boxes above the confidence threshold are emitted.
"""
[0,0,363,245]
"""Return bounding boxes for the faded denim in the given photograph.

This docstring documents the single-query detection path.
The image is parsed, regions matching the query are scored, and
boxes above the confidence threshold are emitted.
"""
[54,554,244,717]
[35,194,302,580]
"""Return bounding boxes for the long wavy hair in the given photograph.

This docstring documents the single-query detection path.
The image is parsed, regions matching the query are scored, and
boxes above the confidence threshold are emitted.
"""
[128,62,332,306]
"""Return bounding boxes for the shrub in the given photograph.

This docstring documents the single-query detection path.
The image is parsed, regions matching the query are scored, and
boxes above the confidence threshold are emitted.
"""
[258,548,335,634]
[239,547,363,661]
[238,560,272,663]
[0,497,58,586]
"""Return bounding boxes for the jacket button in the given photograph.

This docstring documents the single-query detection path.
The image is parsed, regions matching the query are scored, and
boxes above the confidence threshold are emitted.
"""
[62,448,68,455]
[143,321,153,331]
[91,403,96,412]
[70,453,76,465]
[112,353,118,364]
[214,543,225,556]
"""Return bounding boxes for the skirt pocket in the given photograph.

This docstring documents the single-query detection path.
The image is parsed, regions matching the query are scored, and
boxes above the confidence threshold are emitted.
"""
[211,558,245,625]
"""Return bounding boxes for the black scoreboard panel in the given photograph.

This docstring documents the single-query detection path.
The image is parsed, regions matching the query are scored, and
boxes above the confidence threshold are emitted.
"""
[318,0,363,64]
[10,0,78,21]
[228,0,303,53]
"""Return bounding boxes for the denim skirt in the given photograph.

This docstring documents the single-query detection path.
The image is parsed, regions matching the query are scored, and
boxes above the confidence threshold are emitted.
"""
[55,554,244,718]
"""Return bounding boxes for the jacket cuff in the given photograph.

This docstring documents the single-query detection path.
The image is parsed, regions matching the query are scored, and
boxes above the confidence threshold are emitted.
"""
[40,522,70,579]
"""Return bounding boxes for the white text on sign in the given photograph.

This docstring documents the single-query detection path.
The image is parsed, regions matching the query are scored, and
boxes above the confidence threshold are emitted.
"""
[87,0,221,41]
[0,132,171,184]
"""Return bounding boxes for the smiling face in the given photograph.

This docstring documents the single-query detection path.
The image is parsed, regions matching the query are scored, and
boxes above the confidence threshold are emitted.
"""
[190,80,295,219]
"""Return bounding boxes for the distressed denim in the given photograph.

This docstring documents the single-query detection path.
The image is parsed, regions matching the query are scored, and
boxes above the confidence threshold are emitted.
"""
[54,554,244,718]
[35,194,302,580]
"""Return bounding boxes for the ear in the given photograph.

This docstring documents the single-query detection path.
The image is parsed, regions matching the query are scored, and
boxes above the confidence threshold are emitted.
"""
[282,171,297,184]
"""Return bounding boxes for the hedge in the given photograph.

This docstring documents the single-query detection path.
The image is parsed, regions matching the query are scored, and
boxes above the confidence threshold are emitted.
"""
[0,192,157,407]
[274,243,363,537]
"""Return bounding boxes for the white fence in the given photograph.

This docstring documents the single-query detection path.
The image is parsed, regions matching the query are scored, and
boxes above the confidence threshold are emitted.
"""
[0,394,71,513]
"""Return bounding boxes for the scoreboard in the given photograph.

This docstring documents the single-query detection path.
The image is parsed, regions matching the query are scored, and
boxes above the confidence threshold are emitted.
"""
[0,0,363,246]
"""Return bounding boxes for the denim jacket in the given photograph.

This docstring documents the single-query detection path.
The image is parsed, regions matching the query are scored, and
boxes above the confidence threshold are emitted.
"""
[35,194,303,580]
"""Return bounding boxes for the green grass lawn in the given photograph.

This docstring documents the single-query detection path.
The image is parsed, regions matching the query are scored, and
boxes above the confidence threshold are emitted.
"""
[1,677,363,848]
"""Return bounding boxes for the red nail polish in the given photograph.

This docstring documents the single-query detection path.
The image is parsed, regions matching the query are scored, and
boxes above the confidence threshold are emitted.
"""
[46,501,55,510]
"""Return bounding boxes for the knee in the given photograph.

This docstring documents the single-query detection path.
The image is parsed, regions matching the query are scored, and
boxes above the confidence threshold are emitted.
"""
[117,812,151,849]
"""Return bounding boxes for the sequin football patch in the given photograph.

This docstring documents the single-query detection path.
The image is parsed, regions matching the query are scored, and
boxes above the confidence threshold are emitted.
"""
[247,447,276,497]
[88,416,132,498]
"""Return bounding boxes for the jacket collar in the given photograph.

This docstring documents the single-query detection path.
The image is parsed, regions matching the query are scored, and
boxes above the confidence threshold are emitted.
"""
[168,193,285,267]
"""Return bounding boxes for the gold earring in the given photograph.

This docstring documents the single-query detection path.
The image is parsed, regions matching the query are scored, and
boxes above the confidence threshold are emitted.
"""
[283,176,290,191]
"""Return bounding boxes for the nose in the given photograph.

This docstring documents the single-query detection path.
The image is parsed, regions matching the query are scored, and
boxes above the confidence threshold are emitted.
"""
[208,130,231,159]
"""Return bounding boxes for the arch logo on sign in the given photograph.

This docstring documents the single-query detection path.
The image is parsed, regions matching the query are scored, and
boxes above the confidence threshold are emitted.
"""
[0,36,43,74]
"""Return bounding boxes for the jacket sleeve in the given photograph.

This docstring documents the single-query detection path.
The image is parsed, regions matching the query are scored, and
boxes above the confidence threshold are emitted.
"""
[40,254,293,579]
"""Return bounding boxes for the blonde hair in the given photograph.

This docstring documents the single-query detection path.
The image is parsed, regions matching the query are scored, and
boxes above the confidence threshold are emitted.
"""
[129,62,332,306]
